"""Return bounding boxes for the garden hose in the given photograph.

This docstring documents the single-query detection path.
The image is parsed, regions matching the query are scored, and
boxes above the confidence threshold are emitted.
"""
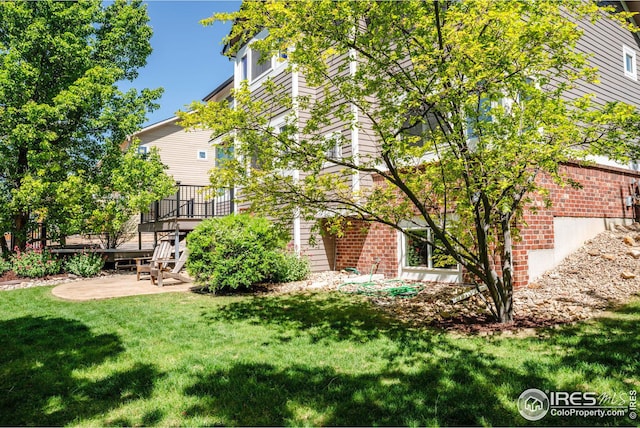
[338,265,424,298]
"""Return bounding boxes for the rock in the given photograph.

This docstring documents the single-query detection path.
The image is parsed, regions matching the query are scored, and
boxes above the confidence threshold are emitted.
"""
[587,249,601,256]
[309,280,328,289]
[548,273,561,280]
[628,249,640,259]
[602,253,617,261]
[621,271,636,279]
[624,236,635,246]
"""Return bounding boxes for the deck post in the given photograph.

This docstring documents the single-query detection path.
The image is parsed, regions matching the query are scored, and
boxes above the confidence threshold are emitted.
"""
[174,226,180,262]
[230,187,235,214]
[176,181,181,218]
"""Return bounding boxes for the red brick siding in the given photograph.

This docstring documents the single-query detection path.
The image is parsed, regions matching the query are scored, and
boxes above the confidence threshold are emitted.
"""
[513,162,639,286]
[335,162,640,285]
[335,220,398,278]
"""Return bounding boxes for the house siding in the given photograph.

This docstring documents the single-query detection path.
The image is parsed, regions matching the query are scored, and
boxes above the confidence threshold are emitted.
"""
[136,121,214,186]
[250,68,293,120]
[554,13,640,108]
[300,219,334,272]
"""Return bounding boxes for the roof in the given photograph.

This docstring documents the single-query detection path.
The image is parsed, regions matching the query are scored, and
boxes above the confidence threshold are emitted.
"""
[201,76,234,102]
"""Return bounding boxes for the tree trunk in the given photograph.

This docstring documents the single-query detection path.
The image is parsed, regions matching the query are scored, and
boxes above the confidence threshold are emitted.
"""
[13,212,29,251]
[0,234,8,255]
[498,216,515,323]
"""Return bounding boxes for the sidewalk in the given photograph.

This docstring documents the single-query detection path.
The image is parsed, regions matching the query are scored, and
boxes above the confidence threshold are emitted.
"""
[52,274,195,301]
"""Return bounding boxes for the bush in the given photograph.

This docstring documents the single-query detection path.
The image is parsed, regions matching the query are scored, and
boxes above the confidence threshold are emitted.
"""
[187,214,309,291]
[0,257,11,275]
[11,245,61,278]
[270,251,311,283]
[64,252,105,277]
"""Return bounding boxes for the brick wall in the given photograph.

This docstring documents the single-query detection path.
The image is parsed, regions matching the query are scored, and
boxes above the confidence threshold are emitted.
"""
[513,162,640,286]
[334,162,640,286]
[335,220,398,277]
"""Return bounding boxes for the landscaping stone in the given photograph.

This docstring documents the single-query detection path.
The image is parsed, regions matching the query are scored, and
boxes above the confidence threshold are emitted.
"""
[627,249,640,259]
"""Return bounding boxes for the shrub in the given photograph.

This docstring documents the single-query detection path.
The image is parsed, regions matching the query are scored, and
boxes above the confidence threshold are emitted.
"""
[0,257,11,275]
[270,251,311,283]
[64,252,105,277]
[11,245,61,278]
[187,214,300,291]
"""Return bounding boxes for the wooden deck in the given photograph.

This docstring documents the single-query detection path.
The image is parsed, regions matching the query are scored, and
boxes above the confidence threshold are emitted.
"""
[137,218,205,234]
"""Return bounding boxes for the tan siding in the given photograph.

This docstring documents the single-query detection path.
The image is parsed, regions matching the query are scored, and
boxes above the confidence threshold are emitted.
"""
[136,121,214,186]
[251,69,293,119]
[300,219,334,271]
[548,13,640,109]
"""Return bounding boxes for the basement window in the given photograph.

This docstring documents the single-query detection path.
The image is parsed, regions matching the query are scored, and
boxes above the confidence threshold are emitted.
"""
[403,228,457,270]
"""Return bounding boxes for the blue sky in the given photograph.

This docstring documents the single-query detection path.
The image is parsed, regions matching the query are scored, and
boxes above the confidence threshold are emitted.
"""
[122,1,241,127]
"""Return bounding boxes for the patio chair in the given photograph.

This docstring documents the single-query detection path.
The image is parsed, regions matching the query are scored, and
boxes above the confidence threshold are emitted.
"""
[134,240,173,281]
[150,247,191,287]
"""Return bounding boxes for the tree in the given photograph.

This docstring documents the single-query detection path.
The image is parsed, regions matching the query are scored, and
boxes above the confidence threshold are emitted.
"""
[181,0,640,323]
[84,143,175,249]
[0,0,163,250]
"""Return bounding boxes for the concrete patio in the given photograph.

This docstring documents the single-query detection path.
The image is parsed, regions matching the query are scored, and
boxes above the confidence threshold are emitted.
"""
[52,274,195,301]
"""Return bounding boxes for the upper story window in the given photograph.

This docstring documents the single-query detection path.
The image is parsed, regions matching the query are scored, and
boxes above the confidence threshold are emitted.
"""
[236,31,288,86]
[136,146,148,156]
[240,55,248,81]
[197,150,208,161]
[215,145,234,168]
[623,45,637,81]
[250,49,273,81]
[324,132,343,163]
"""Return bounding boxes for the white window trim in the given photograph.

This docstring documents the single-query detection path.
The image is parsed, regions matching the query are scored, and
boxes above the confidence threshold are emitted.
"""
[235,30,289,91]
[623,45,637,81]
[196,150,208,161]
[322,131,344,169]
[397,219,462,282]
[271,114,296,177]
[137,145,149,155]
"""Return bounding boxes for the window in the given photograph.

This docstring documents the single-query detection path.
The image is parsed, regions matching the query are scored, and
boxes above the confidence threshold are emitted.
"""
[404,228,457,270]
[197,150,208,160]
[403,111,441,147]
[250,48,272,81]
[240,55,248,81]
[466,96,493,139]
[325,133,343,161]
[215,146,234,167]
[136,146,148,155]
[623,45,637,80]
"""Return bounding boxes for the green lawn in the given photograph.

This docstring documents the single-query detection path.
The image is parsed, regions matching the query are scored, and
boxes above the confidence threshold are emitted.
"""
[0,286,638,427]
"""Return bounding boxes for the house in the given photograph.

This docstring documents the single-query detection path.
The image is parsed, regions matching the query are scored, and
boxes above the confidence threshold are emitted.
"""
[217,2,640,286]
[123,76,235,246]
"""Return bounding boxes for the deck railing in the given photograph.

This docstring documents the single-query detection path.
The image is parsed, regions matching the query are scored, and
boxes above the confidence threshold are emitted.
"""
[141,183,234,224]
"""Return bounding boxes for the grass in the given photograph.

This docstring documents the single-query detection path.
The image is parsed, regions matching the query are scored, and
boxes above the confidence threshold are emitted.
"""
[0,286,638,426]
